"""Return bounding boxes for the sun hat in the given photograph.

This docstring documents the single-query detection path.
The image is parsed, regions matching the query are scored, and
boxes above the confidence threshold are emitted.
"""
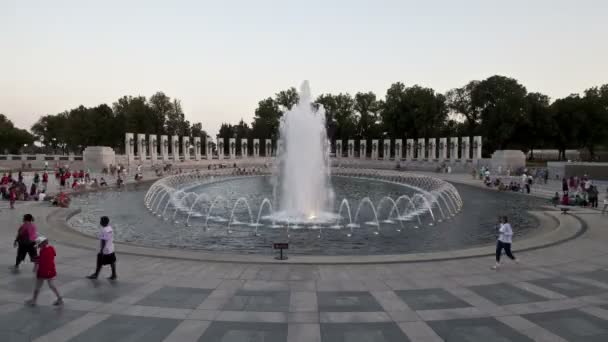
[35,236,48,245]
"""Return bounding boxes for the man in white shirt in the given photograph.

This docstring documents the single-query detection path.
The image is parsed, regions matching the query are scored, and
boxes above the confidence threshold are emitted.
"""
[492,216,518,270]
[86,216,117,280]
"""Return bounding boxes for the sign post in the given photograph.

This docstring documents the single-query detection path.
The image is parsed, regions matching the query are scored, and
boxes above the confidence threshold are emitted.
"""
[273,242,289,260]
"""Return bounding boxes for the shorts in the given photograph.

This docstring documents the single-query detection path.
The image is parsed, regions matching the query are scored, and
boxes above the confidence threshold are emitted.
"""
[97,253,116,265]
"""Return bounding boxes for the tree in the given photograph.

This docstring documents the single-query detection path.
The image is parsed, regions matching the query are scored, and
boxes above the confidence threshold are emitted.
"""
[445,80,481,136]
[315,93,356,141]
[251,98,281,142]
[520,92,552,159]
[381,83,448,140]
[550,95,584,160]
[275,87,299,111]
[354,92,381,139]
[0,114,34,154]
[471,75,527,152]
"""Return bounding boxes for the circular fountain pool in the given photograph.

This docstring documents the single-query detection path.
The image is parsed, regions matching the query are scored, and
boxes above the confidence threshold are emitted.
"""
[68,170,545,256]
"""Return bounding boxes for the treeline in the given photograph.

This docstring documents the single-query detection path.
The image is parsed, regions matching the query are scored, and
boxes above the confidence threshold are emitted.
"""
[28,92,206,154]
[1,75,606,159]
[220,75,608,160]
[0,114,35,154]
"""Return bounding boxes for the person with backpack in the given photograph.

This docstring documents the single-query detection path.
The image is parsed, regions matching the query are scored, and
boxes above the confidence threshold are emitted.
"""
[86,216,117,280]
[26,236,63,306]
[12,214,38,271]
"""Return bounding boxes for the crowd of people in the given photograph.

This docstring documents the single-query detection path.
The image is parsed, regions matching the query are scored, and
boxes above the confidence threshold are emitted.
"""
[474,166,537,194]
[554,175,608,212]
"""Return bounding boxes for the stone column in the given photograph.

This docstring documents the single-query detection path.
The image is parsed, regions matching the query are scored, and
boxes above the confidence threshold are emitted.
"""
[438,137,447,161]
[335,140,342,158]
[241,139,248,158]
[265,139,272,157]
[406,139,414,161]
[450,137,459,161]
[149,135,158,163]
[183,137,191,161]
[253,139,260,158]
[359,140,366,159]
[228,138,236,159]
[383,139,390,160]
[473,136,482,160]
[205,137,212,159]
[394,139,402,160]
[371,140,379,159]
[160,135,169,161]
[171,136,180,161]
[194,137,201,160]
[461,136,470,161]
[217,138,225,160]
[417,138,426,160]
[125,133,135,160]
[137,134,147,161]
[347,140,355,158]
[428,138,437,160]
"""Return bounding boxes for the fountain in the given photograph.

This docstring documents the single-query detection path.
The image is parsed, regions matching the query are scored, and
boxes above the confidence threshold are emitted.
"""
[271,81,337,224]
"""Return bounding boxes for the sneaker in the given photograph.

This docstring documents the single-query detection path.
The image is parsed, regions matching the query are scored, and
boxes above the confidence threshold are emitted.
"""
[491,264,499,270]
[53,298,64,306]
[86,274,98,280]
[108,275,117,281]
[25,299,36,307]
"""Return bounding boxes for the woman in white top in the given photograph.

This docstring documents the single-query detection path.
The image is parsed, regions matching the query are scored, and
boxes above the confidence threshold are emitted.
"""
[86,216,117,280]
[492,216,518,270]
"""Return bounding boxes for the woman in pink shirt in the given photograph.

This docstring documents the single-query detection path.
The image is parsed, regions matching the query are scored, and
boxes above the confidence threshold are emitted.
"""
[12,214,38,271]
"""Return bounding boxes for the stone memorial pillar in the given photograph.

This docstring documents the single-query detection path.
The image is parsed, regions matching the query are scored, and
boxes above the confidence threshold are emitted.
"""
[461,136,470,161]
[149,135,158,163]
[265,139,272,157]
[359,140,367,159]
[172,136,180,161]
[394,139,402,160]
[438,137,447,161]
[450,137,459,161]
[137,134,147,161]
[371,140,379,159]
[228,138,236,159]
[473,136,482,160]
[406,139,414,161]
[125,133,135,160]
[217,138,225,160]
[347,140,355,158]
[194,137,201,160]
[253,139,260,158]
[428,138,436,160]
[160,135,169,161]
[417,138,426,160]
[383,139,390,160]
[241,139,248,158]
[183,137,191,161]
[335,140,342,158]
[205,137,212,159]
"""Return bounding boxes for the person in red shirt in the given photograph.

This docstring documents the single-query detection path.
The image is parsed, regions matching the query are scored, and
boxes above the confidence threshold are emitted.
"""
[26,236,63,306]
[42,172,49,191]
[79,170,85,179]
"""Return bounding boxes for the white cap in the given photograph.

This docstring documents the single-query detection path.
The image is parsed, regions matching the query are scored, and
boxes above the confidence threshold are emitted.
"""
[35,236,48,245]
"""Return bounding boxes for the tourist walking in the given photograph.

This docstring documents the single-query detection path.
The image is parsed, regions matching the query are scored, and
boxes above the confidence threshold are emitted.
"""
[26,236,63,306]
[492,216,517,270]
[12,214,38,271]
[86,216,117,280]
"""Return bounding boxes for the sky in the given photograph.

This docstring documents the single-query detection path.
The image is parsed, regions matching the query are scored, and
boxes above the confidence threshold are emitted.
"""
[1,0,607,136]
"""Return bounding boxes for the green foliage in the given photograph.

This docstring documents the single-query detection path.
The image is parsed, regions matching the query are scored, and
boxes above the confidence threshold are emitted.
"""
[0,114,35,154]
[30,92,206,153]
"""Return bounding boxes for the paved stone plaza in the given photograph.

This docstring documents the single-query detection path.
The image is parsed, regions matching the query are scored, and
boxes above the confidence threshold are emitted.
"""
[1,190,608,341]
